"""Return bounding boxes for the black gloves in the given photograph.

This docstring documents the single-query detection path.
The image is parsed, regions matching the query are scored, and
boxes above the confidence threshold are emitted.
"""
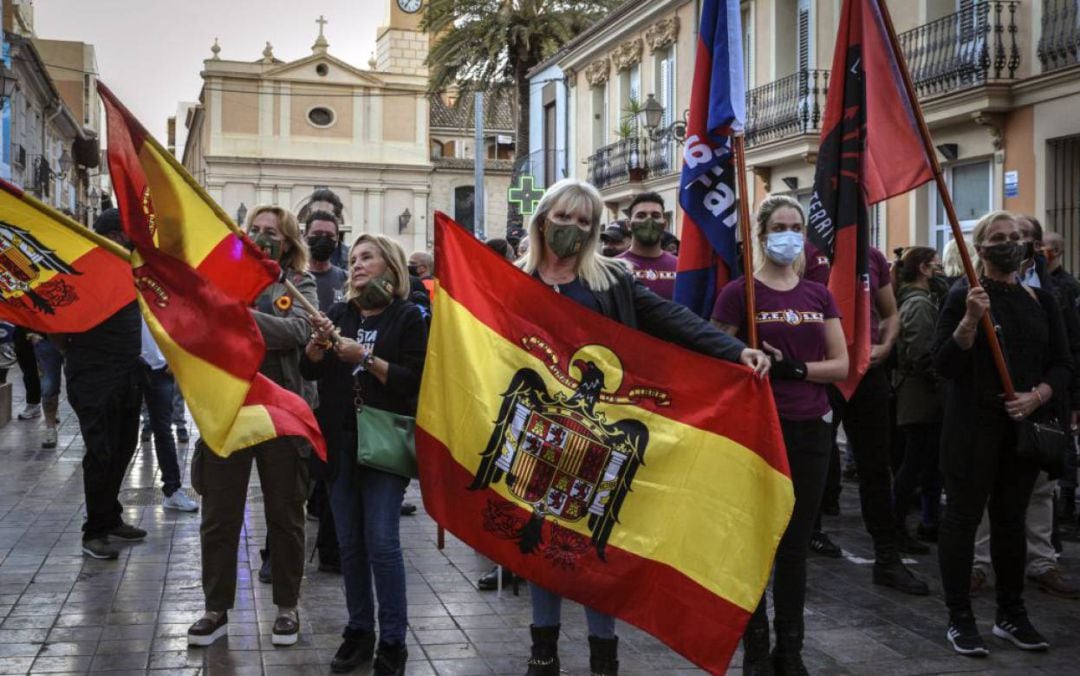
[769,352,808,381]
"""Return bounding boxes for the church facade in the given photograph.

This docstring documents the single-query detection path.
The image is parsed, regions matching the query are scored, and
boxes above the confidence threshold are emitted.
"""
[181,2,512,252]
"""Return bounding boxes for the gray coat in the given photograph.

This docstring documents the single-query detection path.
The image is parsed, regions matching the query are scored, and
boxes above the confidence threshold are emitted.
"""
[251,270,319,409]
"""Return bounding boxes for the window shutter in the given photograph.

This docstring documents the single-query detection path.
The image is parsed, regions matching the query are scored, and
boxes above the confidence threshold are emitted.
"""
[797,3,810,74]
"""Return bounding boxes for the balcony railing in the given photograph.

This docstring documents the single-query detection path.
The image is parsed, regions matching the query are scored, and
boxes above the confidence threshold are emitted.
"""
[744,69,829,148]
[898,0,1019,98]
[587,123,681,189]
[1038,0,1080,72]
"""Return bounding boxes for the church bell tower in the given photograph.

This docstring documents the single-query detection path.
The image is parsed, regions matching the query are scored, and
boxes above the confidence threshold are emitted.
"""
[375,0,428,75]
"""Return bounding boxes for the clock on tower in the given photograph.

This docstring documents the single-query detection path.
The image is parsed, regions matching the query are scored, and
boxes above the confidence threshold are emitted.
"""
[397,0,422,13]
[389,0,424,30]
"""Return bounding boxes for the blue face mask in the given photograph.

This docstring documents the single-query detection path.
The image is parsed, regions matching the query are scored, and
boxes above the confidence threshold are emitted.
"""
[765,230,805,266]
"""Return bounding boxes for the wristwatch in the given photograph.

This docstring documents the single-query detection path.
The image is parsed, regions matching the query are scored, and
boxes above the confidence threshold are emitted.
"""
[362,352,376,368]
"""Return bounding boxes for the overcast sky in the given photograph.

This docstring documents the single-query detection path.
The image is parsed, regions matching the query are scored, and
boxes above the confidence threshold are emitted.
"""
[35,0,389,141]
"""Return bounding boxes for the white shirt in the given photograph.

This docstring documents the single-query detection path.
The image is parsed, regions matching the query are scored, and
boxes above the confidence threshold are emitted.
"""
[140,319,168,370]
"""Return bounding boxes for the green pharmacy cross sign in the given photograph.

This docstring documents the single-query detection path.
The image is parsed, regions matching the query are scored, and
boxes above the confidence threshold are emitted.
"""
[508,175,545,216]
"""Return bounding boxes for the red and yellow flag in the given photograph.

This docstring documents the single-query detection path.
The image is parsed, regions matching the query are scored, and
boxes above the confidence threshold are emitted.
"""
[0,178,134,332]
[100,82,325,460]
[418,213,793,674]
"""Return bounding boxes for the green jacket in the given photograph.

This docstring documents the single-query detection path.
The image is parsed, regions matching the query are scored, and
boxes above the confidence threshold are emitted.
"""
[251,269,319,410]
[894,284,942,425]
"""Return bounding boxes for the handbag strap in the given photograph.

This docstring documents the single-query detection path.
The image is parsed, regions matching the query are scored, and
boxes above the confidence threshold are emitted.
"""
[353,372,365,412]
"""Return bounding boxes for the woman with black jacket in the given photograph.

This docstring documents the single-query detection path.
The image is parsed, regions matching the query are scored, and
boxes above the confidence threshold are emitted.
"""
[302,233,427,676]
[515,178,770,676]
[932,211,1071,658]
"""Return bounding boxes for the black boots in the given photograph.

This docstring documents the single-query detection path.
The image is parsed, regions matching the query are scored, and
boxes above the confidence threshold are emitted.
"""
[772,620,808,676]
[526,624,560,676]
[588,635,619,675]
[741,613,773,675]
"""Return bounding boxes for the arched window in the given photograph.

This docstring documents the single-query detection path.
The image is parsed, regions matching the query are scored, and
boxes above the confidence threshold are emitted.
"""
[430,140,444,159]
[455,186,475,234]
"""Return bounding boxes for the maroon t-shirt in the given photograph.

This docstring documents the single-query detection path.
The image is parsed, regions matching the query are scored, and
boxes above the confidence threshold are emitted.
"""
[801,244,891,345]
[618,250,678,300]
[712,278,840,420]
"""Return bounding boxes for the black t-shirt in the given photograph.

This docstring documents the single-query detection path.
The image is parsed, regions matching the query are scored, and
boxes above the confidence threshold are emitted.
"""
[533,273,599,313]
[311,265,348,312]
[64,300,141,388]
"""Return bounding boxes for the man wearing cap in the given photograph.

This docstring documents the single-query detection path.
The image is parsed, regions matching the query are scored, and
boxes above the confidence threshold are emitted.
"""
[599,221,631,257]
[618,192,678,300]
[62,209,146,559]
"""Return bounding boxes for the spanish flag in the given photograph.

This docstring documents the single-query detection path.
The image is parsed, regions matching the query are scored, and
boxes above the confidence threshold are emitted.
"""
[0,178,134,332]
[418,213,794,674]
[100,82,325,460]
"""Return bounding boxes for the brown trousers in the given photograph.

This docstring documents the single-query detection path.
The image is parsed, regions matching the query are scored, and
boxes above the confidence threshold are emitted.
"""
[192,437,310,611]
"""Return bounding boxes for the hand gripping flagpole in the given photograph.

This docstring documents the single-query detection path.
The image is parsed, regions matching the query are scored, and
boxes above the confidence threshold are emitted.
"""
[875,0,1015,398]
[733,134,758,348]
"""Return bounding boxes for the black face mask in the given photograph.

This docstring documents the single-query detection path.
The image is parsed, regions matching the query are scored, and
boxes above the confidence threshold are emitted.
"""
[980,242,1024,274]
[407,264,420,277]
[601,245,620,257]
[307,235,336,262]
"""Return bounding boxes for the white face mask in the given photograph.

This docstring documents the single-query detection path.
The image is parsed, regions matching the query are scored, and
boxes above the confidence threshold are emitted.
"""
[765,231,805,266]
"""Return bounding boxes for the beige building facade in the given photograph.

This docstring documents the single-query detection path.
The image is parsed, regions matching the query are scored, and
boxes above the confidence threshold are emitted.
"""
[182,1,511,251]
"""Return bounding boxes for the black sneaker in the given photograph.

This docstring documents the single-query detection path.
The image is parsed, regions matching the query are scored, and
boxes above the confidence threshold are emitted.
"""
[400,503,417,516]
[81,537,120,560]
[993,612,1050,651]
[331,628,376,673]
[373,641,407,676]
[947,614,989,657]
[808,531,842,558]
[477,564,518,590]
[873,560,930,595]
[176,425,190,444]
[188,611,228,647]
[915,522,938,543]
[107,523,147,541]
[259,548,272,583]
[897,530,931,554]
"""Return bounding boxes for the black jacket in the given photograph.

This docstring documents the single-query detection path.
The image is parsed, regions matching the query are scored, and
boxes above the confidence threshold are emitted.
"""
[585,268,747,362]
[300,298,428,478]
[932,278,1072,476]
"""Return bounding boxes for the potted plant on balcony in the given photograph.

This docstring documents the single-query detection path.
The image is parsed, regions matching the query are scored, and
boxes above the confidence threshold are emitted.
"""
[618,98,649,182]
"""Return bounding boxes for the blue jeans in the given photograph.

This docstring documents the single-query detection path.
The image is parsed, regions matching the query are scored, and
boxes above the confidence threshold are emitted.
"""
[142,365,181,495]
[530,585,616,639]
[33,339,63,401]
[330,462,409,644]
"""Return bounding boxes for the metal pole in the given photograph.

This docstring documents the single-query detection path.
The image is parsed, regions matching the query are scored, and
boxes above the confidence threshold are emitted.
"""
[474,91,486,240]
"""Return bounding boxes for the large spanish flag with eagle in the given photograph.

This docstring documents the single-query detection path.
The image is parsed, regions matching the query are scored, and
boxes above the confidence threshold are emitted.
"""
[418,212,793,674]
[100,82,325,460]
[0,178,134,332]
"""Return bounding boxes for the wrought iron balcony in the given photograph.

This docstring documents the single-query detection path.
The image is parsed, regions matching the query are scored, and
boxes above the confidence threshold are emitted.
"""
[897,0,1020,98]
[586,124,681,189]
[743,69,829,148]
[1038,0,1080,72]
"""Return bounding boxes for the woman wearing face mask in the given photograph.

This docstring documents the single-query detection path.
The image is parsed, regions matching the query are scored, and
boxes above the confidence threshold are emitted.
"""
[932,211,1071,657]
[301,234,427,676]
[711,194,849,675]
[187,205,318,649]
[891,247,945,550]
[515,179,769,676]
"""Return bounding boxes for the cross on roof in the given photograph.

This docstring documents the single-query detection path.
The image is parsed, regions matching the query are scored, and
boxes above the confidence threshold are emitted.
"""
[316,15,328,37]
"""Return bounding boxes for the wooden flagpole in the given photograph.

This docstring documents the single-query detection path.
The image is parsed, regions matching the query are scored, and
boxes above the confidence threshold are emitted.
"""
[733,134,758,348]
[875,0,1015,397]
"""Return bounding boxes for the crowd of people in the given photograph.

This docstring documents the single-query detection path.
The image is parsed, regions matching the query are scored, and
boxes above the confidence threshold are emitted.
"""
[8,179,1079,676]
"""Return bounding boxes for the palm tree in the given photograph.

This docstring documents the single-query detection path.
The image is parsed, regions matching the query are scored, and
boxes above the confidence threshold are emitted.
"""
[423,0,622,164]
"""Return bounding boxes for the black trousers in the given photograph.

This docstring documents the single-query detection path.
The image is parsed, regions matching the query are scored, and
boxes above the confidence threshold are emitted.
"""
[13,327,40,405]
[831,366,899,562]
[311,477,340,565]
[68,370,142,541]
[749,417,832,631]
[938,414,1040,618]
[893,422,942,529]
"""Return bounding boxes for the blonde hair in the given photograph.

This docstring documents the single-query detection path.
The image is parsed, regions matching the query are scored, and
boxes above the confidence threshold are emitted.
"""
[972,210,1018,276]
[517,178,626,292]
[754,194,807,275]
[246,205,308,273]
[346,233,411,301]
[942,236,974,278]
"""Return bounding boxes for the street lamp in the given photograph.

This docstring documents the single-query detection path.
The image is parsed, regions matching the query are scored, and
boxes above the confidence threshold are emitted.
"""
[0,64,17,100]
[398,208,412,234]
[642,94,665,134]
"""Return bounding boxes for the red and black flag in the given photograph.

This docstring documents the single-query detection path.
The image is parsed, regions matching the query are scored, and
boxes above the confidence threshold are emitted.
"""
[807,0,933,397]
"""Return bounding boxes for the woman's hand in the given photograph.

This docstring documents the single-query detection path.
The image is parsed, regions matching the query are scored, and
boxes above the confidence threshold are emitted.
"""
[333,337,368,365]
[1004,391,1042,421]
[739,348,771,379]
[761,340,808,381]
[963,286,990,324]
[308,312,335,340]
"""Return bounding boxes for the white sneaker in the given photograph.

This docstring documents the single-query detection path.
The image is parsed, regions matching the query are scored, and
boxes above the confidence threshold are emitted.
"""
[42,426,58,449]
[163,489,199,512]
[17,404,41,420]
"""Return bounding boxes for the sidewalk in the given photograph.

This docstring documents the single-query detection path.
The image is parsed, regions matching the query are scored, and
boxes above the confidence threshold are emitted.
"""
[0,378,1078,674]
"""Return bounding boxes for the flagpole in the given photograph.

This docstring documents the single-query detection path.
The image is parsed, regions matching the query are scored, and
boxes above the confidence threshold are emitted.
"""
[874,0,1015,397]
[733,134,758,348]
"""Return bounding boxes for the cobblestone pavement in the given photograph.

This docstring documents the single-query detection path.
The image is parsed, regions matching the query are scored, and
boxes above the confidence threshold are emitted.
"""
[0,379,1078,675]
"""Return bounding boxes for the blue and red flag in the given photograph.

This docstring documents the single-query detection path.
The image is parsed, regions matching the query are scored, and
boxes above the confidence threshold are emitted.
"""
[673,0,745,317]
[807,0,933,397]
